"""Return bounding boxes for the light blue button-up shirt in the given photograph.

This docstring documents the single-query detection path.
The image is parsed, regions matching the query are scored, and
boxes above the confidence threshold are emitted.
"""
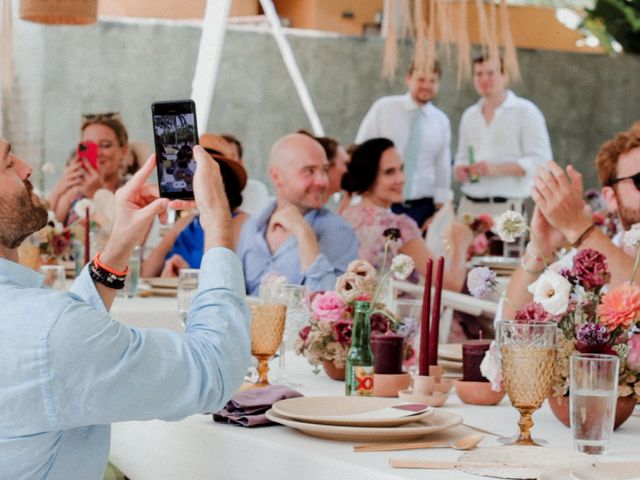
[236,202,359,295]
[0,248,251,480]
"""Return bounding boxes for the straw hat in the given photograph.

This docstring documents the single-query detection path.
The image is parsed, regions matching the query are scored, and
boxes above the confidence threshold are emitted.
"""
[199,134,247,191]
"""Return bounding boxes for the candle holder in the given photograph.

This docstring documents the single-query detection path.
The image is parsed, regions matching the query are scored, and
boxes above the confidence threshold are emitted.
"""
[397,373,449,407]
[455,380,506,405]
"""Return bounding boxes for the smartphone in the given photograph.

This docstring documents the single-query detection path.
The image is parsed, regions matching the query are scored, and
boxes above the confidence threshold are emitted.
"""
[77,141,98,170]
[152,100,198,199]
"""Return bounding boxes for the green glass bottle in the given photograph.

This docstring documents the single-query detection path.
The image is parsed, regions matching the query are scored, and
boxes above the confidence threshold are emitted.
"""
[345,301,375,396]
[468,145,480,183]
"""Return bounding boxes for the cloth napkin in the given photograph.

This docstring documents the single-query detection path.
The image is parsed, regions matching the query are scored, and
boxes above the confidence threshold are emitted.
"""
[213,385,303,427]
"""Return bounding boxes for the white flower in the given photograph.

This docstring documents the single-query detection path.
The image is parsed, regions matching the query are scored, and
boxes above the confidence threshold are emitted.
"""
[467,266,497,298]
[527,270,572,316]
[493,210,527,242]
[73,198,96,219]
[623,224,640,248]
[549,249,577,275]
[346,259,378,283]
[480,341,503,392]
[390,254,415,280]
[335,272,361,303]
[47,210,56,224]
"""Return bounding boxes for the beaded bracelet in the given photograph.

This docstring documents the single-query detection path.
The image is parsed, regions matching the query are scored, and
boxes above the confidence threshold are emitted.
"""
[89,253,127,289]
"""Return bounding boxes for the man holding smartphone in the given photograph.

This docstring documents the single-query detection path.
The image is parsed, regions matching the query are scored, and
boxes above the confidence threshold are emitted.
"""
[0,140,250,479]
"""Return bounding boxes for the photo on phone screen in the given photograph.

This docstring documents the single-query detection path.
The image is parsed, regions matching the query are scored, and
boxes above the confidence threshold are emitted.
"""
[152,100,198,199]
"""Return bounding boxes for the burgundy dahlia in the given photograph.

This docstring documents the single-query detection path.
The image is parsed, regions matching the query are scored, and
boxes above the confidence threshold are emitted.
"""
[514,301,551,323]
[332,320,352,345]
[370,313,391,334]
[571,248,609,290]
[299,325,311,342]
[575,322,613,354]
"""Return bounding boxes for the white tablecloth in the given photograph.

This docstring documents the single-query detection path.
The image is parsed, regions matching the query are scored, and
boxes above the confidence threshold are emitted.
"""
[108,296,640,480]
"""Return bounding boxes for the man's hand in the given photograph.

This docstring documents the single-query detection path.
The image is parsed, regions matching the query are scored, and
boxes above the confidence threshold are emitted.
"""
[471,161,490,176]
[532,161,591,244]
[454,165,470,183]
[161,254,189,277]
[79,162,104,198]
[269,204,311,238]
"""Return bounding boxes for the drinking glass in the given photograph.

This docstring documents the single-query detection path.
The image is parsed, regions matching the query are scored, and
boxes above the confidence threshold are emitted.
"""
[119,246,141,298]
[259,284,310,384]
[570,353,619,454]
[249,304,286,387]
[40,265,66,291]
[178,269,199,327]
[496,320,557,446]
[394,299,422,374]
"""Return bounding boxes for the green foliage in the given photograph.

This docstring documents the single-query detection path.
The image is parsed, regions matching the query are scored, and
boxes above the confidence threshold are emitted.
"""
[585,0,640,53]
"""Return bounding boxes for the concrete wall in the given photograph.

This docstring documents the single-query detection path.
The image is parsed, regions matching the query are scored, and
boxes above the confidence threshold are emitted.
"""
[7,19,640,195]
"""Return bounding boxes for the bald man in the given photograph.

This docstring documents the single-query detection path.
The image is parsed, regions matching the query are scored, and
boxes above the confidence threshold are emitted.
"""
[236,133,358,294]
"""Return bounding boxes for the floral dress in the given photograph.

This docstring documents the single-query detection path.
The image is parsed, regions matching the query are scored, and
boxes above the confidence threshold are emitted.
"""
[342,203,422,271]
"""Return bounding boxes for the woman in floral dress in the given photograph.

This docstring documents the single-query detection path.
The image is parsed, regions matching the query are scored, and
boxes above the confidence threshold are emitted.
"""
[341,138,472,292]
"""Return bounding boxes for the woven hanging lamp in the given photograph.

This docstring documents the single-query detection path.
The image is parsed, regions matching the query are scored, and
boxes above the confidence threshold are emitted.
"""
[20,0,97,25]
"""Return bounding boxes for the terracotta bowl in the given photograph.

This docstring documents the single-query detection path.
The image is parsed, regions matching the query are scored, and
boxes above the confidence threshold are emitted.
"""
[455,380,506,405]
[433,378,455,394]
[373,373,412,398]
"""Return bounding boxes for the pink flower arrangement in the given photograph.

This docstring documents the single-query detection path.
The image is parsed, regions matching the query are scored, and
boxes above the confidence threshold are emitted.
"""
[464,213,497,257]
[311,291,348,323]
[597,284,640,332]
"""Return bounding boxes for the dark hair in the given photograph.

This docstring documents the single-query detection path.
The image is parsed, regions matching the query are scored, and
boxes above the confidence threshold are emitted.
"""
[218,160,243,210]
[222,134,243,160]
[472,54,504,74]
[296,129,339,165]
[407,59,442,78]
[341,138,395,194]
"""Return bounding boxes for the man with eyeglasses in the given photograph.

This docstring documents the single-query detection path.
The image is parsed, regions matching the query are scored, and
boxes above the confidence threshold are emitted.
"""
[504,124,640,316]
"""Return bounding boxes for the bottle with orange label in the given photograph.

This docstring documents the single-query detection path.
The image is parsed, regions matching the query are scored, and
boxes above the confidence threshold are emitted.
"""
[345,301,375,396]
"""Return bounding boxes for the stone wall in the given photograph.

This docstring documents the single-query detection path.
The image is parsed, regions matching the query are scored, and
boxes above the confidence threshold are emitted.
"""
[7,19,640,194]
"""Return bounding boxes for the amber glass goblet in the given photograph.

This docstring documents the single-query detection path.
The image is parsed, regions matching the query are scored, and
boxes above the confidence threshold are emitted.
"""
[496,320,557,446]
[250,304,286,387]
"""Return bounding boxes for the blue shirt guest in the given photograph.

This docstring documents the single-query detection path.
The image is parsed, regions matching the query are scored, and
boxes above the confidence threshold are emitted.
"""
[236,133,358,295]
[0,139,251,480]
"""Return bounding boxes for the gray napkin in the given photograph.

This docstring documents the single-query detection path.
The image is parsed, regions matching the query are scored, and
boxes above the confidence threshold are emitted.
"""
[213,385,303,427]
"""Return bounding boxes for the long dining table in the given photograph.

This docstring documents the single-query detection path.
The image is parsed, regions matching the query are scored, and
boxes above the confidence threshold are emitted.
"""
[108,295,640,480]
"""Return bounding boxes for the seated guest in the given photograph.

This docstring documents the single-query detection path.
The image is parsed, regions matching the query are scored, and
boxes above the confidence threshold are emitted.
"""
[504,124,640,318]
[341,138,472,292]
[223,133,271,217]
[236,133,358,295]
[48,112,129,224]
[141,134,248,277]
[297,129,350,208]
[0,138,250,479]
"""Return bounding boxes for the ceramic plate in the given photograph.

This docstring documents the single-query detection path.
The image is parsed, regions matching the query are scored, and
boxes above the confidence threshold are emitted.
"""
[272,396,433,427]
[440,359,463,373]
[265,409,462,442]
[471,256,519,270]
[570,462,640,480]
[438,343,463,362]
[142,277,179,289]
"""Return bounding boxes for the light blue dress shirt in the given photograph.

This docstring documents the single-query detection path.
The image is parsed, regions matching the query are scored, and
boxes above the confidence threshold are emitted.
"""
[0,248,251,480]
[236,202,359,295]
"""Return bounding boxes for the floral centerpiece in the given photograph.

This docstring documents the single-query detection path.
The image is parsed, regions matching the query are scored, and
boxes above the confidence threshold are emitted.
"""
[462,213,497,257]
[36,212,73,262]
[295,229,416,373]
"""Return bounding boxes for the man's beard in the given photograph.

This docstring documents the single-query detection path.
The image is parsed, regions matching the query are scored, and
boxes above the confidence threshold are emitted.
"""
[619,204,640,231]
[0,180,49,249]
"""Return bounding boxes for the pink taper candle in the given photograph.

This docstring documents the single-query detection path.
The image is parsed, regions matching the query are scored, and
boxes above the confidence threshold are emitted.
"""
[84,207,90,265]
[418,259,433,376]
[429,256,445,366]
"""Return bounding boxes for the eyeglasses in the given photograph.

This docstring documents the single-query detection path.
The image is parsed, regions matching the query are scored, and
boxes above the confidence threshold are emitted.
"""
[81,112,122,122]
[611,170,640,191]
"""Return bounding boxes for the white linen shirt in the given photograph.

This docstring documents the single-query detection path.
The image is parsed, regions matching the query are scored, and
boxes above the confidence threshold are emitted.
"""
[356,93,453,204]
[454,90,552,199]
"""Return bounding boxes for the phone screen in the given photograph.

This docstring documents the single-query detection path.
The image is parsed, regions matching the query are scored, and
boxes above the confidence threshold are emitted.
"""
[152,100,198,199]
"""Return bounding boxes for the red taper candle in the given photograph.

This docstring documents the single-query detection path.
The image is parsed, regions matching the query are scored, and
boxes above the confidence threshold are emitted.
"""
[418,258,433,376]
[84,207,90,265]
[429,256,445,366]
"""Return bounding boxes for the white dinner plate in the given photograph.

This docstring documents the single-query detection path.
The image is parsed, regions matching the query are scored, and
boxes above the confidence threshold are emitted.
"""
[440,359,463,373]
[471,256,519,270]
[272,396,433,427]
[570,462,640,480]
[265,409,462,442]
[142,277,179,289]
[438,343,462,362]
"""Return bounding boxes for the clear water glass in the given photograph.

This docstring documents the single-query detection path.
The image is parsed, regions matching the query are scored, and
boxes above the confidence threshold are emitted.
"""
[178,268,200,328]
[394,299,422,374]
[40,265,66,291]
[570,353,619,455]
[119,246,141,298]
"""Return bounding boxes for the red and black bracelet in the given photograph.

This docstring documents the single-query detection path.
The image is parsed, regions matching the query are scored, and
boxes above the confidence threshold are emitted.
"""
[89,253,128,289]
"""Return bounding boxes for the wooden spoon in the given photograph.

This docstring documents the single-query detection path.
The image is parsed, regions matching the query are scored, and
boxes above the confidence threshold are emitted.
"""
[353,434,483,453]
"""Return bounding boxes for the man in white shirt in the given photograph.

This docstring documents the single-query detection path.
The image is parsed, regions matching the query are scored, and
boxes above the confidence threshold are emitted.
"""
[355,61,452,228]
[454,55,552,218]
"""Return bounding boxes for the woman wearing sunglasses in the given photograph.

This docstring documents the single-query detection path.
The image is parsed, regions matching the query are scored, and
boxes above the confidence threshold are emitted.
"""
[48,113,129,224]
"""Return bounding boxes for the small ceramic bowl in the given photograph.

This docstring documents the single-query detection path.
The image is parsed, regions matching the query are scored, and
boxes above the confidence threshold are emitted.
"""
[455,380,506,405]
[433,378,454,394]
[397,389,448,407]
[373,373,412,397]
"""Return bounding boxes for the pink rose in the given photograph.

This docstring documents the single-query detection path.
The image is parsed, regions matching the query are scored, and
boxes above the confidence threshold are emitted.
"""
[311,291,348,322]
[627,334,640,371]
